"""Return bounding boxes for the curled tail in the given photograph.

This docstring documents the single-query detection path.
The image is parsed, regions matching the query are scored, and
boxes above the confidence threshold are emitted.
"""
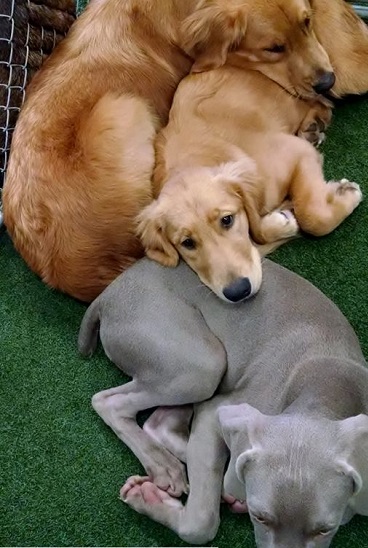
[78,297,101,357]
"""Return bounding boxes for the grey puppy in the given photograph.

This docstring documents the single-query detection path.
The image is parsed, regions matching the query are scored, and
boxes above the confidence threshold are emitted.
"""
[78,258,368,547]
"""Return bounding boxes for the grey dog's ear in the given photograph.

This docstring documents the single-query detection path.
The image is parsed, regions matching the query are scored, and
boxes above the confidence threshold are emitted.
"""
[181,1,248,73]
[218,403,267,481]
[336,414,368,496]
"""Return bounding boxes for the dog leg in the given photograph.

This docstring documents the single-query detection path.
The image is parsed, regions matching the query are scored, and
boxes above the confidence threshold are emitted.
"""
[92,382,190,496]
[122,403,227,544]
[287,138,363,236]
[143,406,193,463]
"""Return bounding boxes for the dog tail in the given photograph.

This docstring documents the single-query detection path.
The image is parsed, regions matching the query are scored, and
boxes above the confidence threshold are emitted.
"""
[78,298,101,357]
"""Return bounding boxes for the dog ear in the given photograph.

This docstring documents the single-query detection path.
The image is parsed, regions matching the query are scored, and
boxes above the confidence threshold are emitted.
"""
[336,414,368,496]
[218,404,267,485]
[212,159,268,245]
[136,201,179,267]
[181,2,248,73]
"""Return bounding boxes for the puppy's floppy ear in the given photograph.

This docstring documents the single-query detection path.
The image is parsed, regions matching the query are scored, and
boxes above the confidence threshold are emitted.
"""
[336,414,368,496]
[181,1,248,73]
[218,404,267,485]
[136,201,179,267]
[212,159,268,246]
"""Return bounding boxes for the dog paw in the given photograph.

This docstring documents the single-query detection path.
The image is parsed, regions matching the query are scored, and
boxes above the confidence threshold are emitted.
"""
[146,452,189,497]
[262,209,299,240]
[328,179,363,210]
[121,476,182,516]
[222,493,248,514]
[298,117,328,148]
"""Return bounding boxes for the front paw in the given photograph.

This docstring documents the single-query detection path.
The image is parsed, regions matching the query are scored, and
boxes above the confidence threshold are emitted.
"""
[298,118,327,148]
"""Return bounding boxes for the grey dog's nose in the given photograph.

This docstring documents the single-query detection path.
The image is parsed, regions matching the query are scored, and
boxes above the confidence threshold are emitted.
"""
[223,277,251,302]
[313,71,335,94]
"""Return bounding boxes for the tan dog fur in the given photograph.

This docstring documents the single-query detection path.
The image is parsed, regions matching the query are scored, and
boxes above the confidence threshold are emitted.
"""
[313,0,368,97]
[3,0,368,301]
[137,66,363,301]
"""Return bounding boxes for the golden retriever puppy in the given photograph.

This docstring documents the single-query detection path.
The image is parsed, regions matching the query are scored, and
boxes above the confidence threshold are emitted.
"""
[2,0,337,302]
[137,67,363,303]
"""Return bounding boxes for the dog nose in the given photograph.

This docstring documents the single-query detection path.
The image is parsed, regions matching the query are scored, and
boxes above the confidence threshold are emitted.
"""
[223,277,252,302]
[313,71,335,94]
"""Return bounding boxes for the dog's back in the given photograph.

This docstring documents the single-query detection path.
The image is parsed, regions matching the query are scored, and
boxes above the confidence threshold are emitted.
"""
[153,66,313,194]
[85,257,366,404]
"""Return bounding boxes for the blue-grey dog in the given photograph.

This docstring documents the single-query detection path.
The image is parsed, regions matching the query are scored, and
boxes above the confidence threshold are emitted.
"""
[78,258,368,547]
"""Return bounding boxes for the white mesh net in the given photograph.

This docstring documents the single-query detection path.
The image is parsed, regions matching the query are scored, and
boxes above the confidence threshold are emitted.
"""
[0,0,76,225]
[0,0,29,186]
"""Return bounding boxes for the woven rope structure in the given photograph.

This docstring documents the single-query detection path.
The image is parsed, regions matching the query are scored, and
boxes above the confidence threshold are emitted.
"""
[0,0,75,193]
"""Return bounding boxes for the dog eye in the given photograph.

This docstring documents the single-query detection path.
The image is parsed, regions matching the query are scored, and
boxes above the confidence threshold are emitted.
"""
[181,238,196,250]
[315,528,333,537]
[304,17,311,29]
[221,215,234,228]
[264,44,285,54]
[253,514,271,527]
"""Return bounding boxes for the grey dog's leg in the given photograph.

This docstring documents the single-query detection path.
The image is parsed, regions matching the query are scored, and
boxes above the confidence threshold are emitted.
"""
[93,344,226,496]
[93,382,190,496]
[143,406,193,463]
[122,402,228,544]
[94,302,226,496]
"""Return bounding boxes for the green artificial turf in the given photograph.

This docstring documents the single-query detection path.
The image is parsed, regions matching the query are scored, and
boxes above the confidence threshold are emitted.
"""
[1,95,368,548]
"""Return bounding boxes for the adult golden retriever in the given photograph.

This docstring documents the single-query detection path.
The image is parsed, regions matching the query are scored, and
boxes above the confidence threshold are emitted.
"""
[137,65,363,303]
[3,0,368,301]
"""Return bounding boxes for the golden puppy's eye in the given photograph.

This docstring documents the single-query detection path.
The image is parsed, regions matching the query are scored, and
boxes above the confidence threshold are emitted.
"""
[221,215,234,228]
[264,44,285,54]
[181,237,196,250]
[304,16,311,29]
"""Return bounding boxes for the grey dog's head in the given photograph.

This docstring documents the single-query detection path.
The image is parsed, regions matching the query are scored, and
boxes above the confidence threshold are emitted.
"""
[218,404,368,548]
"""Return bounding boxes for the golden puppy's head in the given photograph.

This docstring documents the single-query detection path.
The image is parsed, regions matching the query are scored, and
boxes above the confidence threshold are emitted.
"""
[137,159,263,303]
[182,0,334,100]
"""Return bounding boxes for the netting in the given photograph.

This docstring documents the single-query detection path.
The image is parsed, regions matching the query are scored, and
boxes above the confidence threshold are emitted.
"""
[0,0,76,225]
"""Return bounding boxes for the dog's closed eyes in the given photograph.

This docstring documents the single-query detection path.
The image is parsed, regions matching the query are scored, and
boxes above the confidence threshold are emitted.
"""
[219,404,368,548]
[185,0,335,99]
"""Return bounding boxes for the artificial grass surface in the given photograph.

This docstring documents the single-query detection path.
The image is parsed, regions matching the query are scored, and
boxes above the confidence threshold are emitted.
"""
[1,95,368,548]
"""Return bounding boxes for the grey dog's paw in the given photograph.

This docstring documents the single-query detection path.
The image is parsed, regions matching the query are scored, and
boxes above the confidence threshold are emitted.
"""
[222,493,248,513]
[121,476,182,515]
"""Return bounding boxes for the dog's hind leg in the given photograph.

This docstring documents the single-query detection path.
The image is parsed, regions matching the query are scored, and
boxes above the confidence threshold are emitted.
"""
[92,382,190,496]
[143,406,193,463]
[122,401,227,544]
[285,137,363,236]
[93,318,226,497]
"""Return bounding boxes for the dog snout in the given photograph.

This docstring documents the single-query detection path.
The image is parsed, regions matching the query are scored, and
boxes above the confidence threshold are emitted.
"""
[223,277,252,302]
[313,71,336,95]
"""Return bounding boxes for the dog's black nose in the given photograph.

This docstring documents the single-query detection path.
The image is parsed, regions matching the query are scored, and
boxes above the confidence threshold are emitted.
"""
[223,277,252,302]
[313,71,336,94]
